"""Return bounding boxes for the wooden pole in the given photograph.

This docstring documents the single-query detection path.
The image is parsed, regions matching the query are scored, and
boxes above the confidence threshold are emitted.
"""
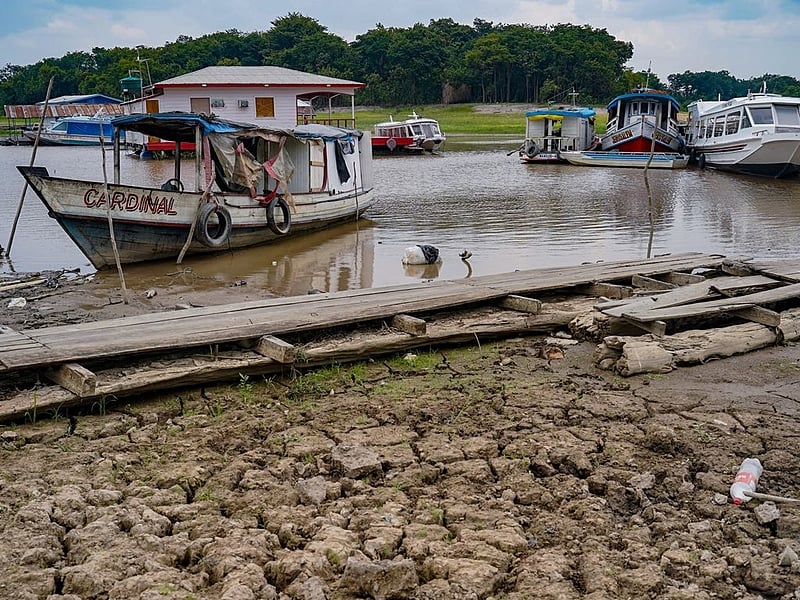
[4,76,54,257]
[99,125,129,304]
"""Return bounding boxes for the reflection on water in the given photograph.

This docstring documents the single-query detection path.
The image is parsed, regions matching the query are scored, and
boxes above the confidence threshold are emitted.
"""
[1,139,799,298]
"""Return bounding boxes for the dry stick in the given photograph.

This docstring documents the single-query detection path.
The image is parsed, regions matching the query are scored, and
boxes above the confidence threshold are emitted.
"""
[99,130,128,303]
[745,490,800,504]
[643,105,659,259]
[5,76,55,257]
[177,162,215,264]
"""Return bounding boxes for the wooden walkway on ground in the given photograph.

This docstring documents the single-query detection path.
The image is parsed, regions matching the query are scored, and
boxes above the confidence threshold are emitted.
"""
[2,252,800,423]
[0,253,727,374]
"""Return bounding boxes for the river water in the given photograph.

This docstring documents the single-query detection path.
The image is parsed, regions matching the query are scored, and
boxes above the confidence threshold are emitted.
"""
[1,138,799,297]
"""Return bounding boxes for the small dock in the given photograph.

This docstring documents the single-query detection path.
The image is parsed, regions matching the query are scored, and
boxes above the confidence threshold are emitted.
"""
[2,252,800,422]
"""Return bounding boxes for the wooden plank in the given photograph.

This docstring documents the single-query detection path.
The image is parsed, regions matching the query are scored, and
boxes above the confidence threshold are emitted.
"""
[254,335,296,363]
[498,295,543,314]
[0,278,46,293]
[391,314,427,336]
[597,276,782,316]
[621,282,800,323]
[0,254,728,373]
[631,274,677,291]
[576,282,633,300]
[45,363,97,397]
[730,306,781,327]
[662,272,706,286]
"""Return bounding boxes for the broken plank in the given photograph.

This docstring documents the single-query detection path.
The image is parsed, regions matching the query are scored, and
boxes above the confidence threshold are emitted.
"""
[498,295,543,314]
[621,282,800,323]
[661,271,707,286]
[631,274,677,291]
[575,282,633,300]
[391,314,427,335]
[254,335,297,363]
[45,363,97,397]
[730,306,781,327]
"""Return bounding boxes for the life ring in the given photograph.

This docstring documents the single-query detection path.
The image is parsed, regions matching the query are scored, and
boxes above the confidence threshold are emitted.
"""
[386,138,397,151]
[698,153,707,170]
[266,197,291,235]
[195,202,232,247]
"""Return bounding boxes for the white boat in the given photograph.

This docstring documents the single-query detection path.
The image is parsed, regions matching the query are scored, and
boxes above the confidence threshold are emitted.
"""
[685,88,800,178]
[602,88,684,153]
[372,112,445,153]
[22,115,121,146]
[18,112,376,269]
[560,150,689,169]
[519,102,598,164]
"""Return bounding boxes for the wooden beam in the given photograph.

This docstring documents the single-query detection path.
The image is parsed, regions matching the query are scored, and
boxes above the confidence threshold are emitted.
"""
[254,335,297,363]
[391,314,427,336]
[45,363,97,397]
[576,282,633,300]
[499,295,543,314]
[631,274,677,291]
[662,271,707,286]
[731,306,781,327]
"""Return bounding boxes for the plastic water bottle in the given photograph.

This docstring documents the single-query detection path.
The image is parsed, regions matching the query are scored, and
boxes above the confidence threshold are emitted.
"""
[730,458,763,505]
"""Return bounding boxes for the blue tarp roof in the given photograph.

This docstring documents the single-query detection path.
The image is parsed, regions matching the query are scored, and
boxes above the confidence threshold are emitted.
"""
[111,112,262,142]
[525,107,596,119]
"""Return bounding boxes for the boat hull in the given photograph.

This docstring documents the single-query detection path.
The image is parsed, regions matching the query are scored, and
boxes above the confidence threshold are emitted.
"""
[560,151,689,169]
[601,121,682,153]
[695,135,800,178]
[18,166,376,269]
[22,131,118,147]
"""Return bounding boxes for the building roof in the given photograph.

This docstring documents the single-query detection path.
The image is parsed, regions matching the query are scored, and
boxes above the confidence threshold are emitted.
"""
[155,66,364,90]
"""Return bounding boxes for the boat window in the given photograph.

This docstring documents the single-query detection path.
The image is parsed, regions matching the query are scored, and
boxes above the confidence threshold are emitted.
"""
[410,125,423,135]
[748,106,773,124]
[52,121,68,131]
[775,104,800,126]
[741,112,751,129]
[697,119,705,139]
[725,112,740,135]
[338,137,354,155]
[714,118,725,137]
[705,119,714,138]
[630,102,640,115]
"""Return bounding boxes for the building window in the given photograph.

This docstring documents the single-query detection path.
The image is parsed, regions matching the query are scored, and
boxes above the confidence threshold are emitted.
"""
[211,98,225,108]
[256,97,275,118]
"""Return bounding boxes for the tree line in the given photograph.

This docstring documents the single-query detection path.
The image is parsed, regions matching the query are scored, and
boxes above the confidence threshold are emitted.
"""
[1,13,799,111]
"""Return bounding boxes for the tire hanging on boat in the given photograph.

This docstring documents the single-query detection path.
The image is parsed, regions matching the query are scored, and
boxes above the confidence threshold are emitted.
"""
[524,139,541,158]
[195,201,232,248]
[266,197,291,235]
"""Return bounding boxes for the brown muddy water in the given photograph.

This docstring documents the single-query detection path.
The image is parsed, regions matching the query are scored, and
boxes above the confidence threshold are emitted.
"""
[1,137,799,298]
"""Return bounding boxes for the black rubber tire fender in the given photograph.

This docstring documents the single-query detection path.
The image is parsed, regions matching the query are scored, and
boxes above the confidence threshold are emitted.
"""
[195,202,232,248]
[698,153,707,170]
[266,197,291,235]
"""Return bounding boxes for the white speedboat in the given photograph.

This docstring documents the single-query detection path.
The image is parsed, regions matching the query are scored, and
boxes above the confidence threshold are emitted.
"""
[23,115,121,146]
[685,89,800,178]
[560,150,689,169]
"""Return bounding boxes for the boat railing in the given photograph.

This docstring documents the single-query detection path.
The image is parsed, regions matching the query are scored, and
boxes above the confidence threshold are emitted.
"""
[298,116,356,128]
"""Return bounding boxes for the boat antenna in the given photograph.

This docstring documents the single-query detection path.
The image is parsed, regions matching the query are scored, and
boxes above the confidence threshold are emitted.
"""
[644,61,652,89]
[568,88,578,107]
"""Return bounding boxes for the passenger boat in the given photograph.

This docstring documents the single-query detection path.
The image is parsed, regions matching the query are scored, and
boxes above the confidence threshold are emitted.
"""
[559,150,689,169]
[17,112,376,269]
[372,112,445,153]
[22,115,122,146]
[685,88,800,178]
[518,105,598,163]
[602,88,684,153]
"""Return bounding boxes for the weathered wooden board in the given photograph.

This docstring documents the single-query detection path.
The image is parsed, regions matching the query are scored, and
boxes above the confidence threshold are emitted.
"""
[619,282,800,323]
[746,259,800,283]
[597,275,782,316]
[0,301,594,422]
[0,253,726,373]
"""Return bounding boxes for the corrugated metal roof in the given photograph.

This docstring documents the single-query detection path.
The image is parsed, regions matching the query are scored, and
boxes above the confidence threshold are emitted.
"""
[156,66,364,89]
[3,104,126,119]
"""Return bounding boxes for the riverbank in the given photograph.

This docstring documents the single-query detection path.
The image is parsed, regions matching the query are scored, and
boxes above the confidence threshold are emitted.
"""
[2,266,800,598]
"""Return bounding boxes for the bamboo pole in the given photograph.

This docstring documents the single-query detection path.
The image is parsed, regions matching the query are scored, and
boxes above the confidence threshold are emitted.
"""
[100,125,128,304]
[4,76,54,257]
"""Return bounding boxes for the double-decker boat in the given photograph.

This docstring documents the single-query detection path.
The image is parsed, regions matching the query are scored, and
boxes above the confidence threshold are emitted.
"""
[518,106,598,164]
[685,88,800,178]
[602,88,684,153]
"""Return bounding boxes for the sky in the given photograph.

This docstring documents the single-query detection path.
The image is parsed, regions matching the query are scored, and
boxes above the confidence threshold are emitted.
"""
[1,0,799,84]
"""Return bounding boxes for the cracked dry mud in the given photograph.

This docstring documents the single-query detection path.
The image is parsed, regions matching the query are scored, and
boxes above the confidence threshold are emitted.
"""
[2,276,800,599]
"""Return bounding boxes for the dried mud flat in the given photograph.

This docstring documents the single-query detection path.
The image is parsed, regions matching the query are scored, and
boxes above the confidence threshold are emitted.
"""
[3,276,800,599]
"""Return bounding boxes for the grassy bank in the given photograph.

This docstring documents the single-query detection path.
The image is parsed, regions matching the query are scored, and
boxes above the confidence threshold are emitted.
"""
[337,104,609,135]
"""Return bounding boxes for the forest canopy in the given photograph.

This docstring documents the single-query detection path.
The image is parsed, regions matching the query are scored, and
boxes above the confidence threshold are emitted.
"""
[2,13,798,111]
